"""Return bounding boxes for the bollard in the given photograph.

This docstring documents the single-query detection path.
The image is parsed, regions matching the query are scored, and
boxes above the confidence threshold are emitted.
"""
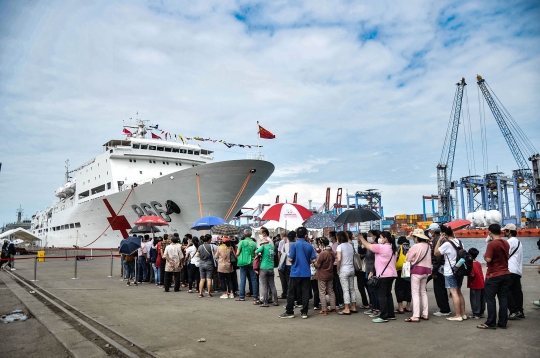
[90,248,93,260]
[65,249,68,261]
[72,251,79,280]
[30,256,38,282]
[107,249,114,278]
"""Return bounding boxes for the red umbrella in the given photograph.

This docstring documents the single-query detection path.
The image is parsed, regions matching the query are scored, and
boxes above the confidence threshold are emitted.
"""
[261,203,313,222]
[443,220,471,231]
[134,216,169,226]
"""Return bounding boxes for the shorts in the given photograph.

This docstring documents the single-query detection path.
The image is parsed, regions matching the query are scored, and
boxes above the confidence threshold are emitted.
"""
[444,274,463,289]
[199,265,214,279]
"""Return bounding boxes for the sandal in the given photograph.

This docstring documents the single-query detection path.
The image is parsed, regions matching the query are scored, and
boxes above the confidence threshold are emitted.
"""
[405,308,412,312]
[338,311,351,315]
[394,310,405,314]
[260,303,269,307]
[467,315,481,320]
[359,305,370,309]
[253,300,261,305]
[420,316,429,320]
[273,302,279,306]
[477,323,496,330]
[405,318,420,322]
[235,298,245,301]
[188,290,193,293]
[350,310,358,313]
[278,295,286,299]
[198,294,203,298]
[316,311,328,315]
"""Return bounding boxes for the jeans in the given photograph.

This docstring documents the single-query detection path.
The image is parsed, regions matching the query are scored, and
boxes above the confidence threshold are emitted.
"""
[286,277,311,315]
[310,279,320,308]
[507,273,523,314]
[485,274,510,328]
[378,277,396,320]
[356,271,369,306]
[188,263,200,290]
[411,274,429,318]
[333,265,344,306]
[395,271,412,303]
[470,288,485,316]
[367,272,379,310]
[137,256,148,282]
[239,265,258,299]
[152,263,161,285]
[278,266,289,298]
[318,279,336,311]
[339,271,356,305]
[260,269,278,304]
[164,271,180,292]
[433,274,451,313]
[220,272,234,293]
[123,261,135,280]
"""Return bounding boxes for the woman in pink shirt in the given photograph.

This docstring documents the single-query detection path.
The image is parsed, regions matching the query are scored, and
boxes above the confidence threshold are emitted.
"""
[359,231,397,323]
[405,229,432,322]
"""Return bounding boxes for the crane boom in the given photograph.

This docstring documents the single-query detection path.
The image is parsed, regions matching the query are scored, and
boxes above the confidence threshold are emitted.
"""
[437,78,466,222]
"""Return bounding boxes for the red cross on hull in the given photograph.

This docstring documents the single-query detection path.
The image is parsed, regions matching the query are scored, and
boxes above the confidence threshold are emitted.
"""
[103,199,132,239]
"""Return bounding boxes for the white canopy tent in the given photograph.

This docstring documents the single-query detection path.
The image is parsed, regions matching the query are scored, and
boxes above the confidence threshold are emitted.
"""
[0,228,41,245]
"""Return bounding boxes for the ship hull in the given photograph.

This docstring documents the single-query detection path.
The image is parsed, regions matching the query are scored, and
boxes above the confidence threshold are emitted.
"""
[37,159,274,248]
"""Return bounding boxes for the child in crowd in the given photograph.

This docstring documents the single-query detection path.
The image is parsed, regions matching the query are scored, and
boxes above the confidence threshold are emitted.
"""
[467,248,485,319]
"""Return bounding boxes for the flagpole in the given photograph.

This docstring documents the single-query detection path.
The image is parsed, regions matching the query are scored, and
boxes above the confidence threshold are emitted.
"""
[256,121,261,160]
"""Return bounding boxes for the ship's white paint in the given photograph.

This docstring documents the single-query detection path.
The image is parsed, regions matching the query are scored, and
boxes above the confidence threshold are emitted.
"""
[31,120,274,248]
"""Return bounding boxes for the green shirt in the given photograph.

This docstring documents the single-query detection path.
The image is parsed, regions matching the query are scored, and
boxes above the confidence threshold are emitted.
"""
[237,238,256,266]
[256,243,275,270]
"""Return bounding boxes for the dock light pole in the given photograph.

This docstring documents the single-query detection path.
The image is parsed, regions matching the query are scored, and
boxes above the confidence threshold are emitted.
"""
[107,249,114,278]
[72,249,79,280]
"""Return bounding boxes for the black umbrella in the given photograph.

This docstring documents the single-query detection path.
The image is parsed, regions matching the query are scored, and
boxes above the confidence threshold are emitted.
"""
[129,225,161,234]
[334,208,381,225]
[303,213,337,229]
[119,236,142,255]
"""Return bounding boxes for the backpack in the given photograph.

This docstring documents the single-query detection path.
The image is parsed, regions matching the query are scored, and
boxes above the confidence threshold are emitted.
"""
[447,240,473,277]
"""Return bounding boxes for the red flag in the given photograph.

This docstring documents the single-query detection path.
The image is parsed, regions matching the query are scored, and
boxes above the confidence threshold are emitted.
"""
[258,124,275,139]
[151,132,162,140]
[122,128,132,136]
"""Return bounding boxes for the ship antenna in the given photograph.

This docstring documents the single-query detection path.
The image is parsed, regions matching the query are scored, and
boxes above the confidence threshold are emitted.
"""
[65,159,70,183]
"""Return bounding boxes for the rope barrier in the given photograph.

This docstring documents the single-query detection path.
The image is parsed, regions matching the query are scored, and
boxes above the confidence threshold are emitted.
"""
[2,254,122,260]
[224,171,252,220]
[82,186,135,248]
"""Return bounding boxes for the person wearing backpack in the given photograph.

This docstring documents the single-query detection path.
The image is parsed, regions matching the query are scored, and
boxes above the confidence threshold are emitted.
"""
[434,225,466,322]
[477,224,511,330]
[503,224,525,320]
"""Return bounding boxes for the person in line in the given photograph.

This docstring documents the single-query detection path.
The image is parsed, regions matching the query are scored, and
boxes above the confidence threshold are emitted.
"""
[530,239,540,308]
[277,232,289,299]
[359,231,398,323]
[467,248,485,319]
[236,229,258,302]
[314,238,336,315]
[279,227,317,319]
[429,223,451,316]
[336,231,357,315]
[395,236,412,314]
[1,241,9,270]
[137,237,149,283]
[363,231,380,316]
[281,231,300,304]
[404,229,432,322]
[123,250,137,286]
[158,234,171,289]
[215,237,235,299]
[330,231,345,309]
[163,236,184,292]
[150,237,161,286]
[477,224,511,329]
[180,236,190,287]
[197,235,216,297]
[185,237,200,293]
[434,225,466,322]
[504,224,525,320]
[256,238,278,307]
[356,233,370,309]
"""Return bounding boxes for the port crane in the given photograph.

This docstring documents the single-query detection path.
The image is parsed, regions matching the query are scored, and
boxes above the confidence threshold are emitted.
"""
[436,78,467,222]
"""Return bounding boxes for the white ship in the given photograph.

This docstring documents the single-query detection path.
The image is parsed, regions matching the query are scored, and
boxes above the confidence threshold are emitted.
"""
[31,119,274,248]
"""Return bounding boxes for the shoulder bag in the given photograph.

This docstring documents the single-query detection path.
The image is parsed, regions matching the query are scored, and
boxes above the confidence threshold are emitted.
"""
[509,241,520,258]
[395,245,406,270]
[402,244,430,280]
[367,251,394,288]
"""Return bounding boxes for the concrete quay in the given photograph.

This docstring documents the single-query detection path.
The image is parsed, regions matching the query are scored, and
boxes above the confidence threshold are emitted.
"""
[2,256,539,358]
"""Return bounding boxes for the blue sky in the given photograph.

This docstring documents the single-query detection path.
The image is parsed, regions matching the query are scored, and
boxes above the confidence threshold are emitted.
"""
[1,0,539,225]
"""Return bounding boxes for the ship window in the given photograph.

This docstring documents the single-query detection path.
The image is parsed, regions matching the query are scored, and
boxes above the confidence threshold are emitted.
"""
[149,160,152,163]
[157,146,164,151]
[180,149,187,154]
[188,150,193,155]
[56,226,60,231]
[140,171,143,174]
[110,149,113,153]
[107,182,111,189]
[192,165,195,167]
[91,184,106,195]
[70,223,74,229]
[153,160,156,164]
[172,148,179,153]
[133,159,136,162]
[79,190,89,199]
[160,172,162,175]
[141,144,148,150]
[194,151,199,155]
[164,147,172,152]
[149,146,156,150]
[166,162,169,165]
[163,161,165,164]
[129,159,132,162]
[75,222,81,228]
[179,163,182,166]
[133,144,140,149]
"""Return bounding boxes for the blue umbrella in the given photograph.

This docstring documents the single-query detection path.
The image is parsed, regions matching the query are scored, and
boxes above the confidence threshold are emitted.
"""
[119,236,142,255]
[191,216,227,231]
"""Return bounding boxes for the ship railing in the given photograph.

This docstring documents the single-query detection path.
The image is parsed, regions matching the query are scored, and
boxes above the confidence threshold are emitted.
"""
[247,152,267,160]
[120,178,155,192]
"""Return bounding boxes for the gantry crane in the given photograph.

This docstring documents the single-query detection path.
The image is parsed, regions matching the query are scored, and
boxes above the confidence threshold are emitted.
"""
[436,78,467,222]
[476,75,540,222]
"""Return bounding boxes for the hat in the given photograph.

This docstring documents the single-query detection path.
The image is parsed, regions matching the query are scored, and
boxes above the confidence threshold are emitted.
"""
[410,228,430,241]
[502,223,516,231]
[222,237,231,243]
[427,223,440,232]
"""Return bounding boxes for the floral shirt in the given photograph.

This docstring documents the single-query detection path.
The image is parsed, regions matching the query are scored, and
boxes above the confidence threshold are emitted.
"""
[164,243,184,272]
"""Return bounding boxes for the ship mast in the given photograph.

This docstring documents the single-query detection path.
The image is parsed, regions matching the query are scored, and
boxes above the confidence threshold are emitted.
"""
[65,159,70,184]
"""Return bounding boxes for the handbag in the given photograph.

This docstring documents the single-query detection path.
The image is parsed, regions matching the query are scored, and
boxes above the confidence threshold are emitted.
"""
[229,248,237,263]
[395,246,406,270]
[403,245,430,280]
[253,254,262,273]
[310,263,316,277]
[367,252,394,288]
[353,252,364,272]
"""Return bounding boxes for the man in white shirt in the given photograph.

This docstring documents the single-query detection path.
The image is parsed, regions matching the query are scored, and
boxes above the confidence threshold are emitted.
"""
[504,224,525,320]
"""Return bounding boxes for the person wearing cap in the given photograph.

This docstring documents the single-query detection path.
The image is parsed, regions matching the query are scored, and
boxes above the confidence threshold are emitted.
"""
[404,229,432,322]
[503,223,525,320]
[214,236,235,299]
[428,223,451,317]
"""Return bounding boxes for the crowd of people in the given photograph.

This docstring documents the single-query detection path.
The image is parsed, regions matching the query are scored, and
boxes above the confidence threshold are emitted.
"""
[119,222,538,328]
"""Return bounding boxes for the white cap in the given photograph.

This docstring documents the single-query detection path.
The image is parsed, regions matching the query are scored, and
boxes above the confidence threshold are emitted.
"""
[502,223,517,231]
[428,223,440,231]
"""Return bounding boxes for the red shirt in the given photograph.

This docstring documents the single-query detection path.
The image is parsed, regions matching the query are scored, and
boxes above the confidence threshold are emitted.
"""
[156,242,162,267]
[485,239,510,279]
[467,261,484,289]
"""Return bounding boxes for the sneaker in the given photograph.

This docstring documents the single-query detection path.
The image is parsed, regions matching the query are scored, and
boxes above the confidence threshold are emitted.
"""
[313,306,320,311]
[10,268,16,271]
[508,312,520,320]
[279,312,295,319]
[369,312,381,318]
[220,294,229,299]
[133,282,138,286]
[372,318,388,323]
[228,294,233,299]
[338,304,345,309]
[388,317,396,320]
[433,311,451,316]
[301,312,308,319]
[126,282,130,286]
[516,312,526,319]
[364,309,374,315]
[295,304,302,308]
[462,315,468,320]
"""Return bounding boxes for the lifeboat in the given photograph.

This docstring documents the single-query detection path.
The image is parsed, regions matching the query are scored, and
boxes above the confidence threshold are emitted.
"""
[63,180,76,196]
